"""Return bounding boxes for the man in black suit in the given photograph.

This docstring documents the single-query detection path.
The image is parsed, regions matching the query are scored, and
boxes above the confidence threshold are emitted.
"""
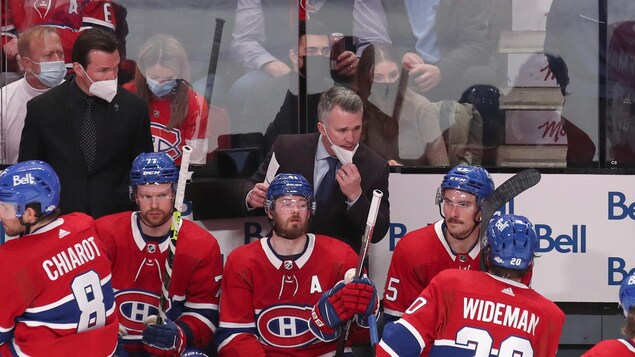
[19,28,153,218]
[243,86,390,253]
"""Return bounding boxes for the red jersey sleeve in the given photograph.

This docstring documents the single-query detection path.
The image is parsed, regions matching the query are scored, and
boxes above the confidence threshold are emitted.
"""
[216,250,266,356]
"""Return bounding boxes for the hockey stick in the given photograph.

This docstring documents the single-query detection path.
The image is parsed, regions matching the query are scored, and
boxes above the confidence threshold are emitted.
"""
[156,145,193,324]
[204,18,225,106]
[335,189,383,357]
[479,168,541,271]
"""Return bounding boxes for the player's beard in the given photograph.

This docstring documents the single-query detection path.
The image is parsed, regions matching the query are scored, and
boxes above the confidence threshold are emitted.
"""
[140,208,173,228]
[273,214,309,240]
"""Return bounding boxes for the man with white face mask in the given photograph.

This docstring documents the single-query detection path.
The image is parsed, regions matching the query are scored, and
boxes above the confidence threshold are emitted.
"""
[19,28,153,219]
[0,26,66,164]
[243,86,390,254]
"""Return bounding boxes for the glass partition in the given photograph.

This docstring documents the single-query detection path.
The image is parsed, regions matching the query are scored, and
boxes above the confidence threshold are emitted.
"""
[0,0,633,172]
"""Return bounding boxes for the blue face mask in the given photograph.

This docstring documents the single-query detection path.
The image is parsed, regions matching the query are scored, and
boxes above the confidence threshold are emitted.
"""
[30,60,66,88]
[146,77,177,97]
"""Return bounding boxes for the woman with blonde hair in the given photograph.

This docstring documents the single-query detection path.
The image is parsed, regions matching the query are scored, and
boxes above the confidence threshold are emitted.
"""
[124,34,209,165]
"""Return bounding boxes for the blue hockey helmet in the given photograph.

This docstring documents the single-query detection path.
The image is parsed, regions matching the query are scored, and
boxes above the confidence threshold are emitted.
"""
[485,214,537,270]
[265,173,315,213]
[437,165,494,206]
[619,272,635,317]
[0,160,60,217]
[130,152,178,188]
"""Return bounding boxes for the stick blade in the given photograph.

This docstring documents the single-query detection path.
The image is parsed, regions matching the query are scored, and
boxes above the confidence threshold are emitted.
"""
[482,169,541,220]
[479,169,541,255]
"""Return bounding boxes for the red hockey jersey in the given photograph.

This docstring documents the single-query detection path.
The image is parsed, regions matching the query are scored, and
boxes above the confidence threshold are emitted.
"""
[95,211,222,352]
[123,82,209,165]
[216,234,360,357]
[383,220,532,323]
[377,269,564,357]
[582,338,635,356]
[1,0,116,65]
[383,221,480,322]
[0,213,118,357]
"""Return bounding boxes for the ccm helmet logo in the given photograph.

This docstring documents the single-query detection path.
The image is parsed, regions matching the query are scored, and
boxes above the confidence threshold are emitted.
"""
[143,171,160,176]
[13,173,36,186]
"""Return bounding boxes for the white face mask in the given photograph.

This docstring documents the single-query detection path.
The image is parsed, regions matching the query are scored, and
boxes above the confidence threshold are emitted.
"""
[30,60,66,87]
[80,66,118,102]
[321,123,359,165]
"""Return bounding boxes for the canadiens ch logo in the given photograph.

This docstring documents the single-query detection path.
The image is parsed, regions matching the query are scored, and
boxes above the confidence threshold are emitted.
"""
[116,290,161,334]
[256,305,316,348]
[150,122,182,160]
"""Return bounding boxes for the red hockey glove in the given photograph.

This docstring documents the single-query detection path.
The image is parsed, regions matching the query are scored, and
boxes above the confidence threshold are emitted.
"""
[346,277,379,328]
[342,277,378,317]
[308,281,352,341]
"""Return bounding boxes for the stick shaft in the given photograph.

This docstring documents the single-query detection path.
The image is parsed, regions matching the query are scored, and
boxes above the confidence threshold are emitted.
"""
[174,146,192,212]
[335,190,383,357]
[156,148,193,324]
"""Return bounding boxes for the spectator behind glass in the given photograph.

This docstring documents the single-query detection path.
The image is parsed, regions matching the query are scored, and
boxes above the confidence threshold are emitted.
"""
[544,0,606,167]
[226,0,389,134]
[380,0,496,102]
[1,26,65,164]
[247,19,334,154]
[0,0,117,74]
[355,42,449,167]
[124,34,209,166]
[18,28,153,218]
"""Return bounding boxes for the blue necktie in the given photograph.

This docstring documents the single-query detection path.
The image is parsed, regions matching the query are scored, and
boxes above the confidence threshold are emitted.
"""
[316,156,339,209]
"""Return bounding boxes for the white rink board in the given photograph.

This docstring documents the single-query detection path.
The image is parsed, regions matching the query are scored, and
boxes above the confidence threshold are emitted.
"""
[198,173,635,303]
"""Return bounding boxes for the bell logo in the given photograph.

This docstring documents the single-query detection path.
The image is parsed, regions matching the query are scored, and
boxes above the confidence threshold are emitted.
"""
[12,173,35,186]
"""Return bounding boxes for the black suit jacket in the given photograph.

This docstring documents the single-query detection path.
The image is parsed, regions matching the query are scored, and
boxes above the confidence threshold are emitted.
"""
[243,133,390,253]
[19,79,153,218]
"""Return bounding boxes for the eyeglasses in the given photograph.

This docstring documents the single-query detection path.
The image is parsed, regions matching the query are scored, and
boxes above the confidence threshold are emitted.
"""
[441,197,475,211]
[276,198,309,212]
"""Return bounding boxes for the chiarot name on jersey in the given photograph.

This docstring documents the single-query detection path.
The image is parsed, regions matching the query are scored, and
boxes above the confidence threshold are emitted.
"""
[42,236,102,281]
[534,224,586,253]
